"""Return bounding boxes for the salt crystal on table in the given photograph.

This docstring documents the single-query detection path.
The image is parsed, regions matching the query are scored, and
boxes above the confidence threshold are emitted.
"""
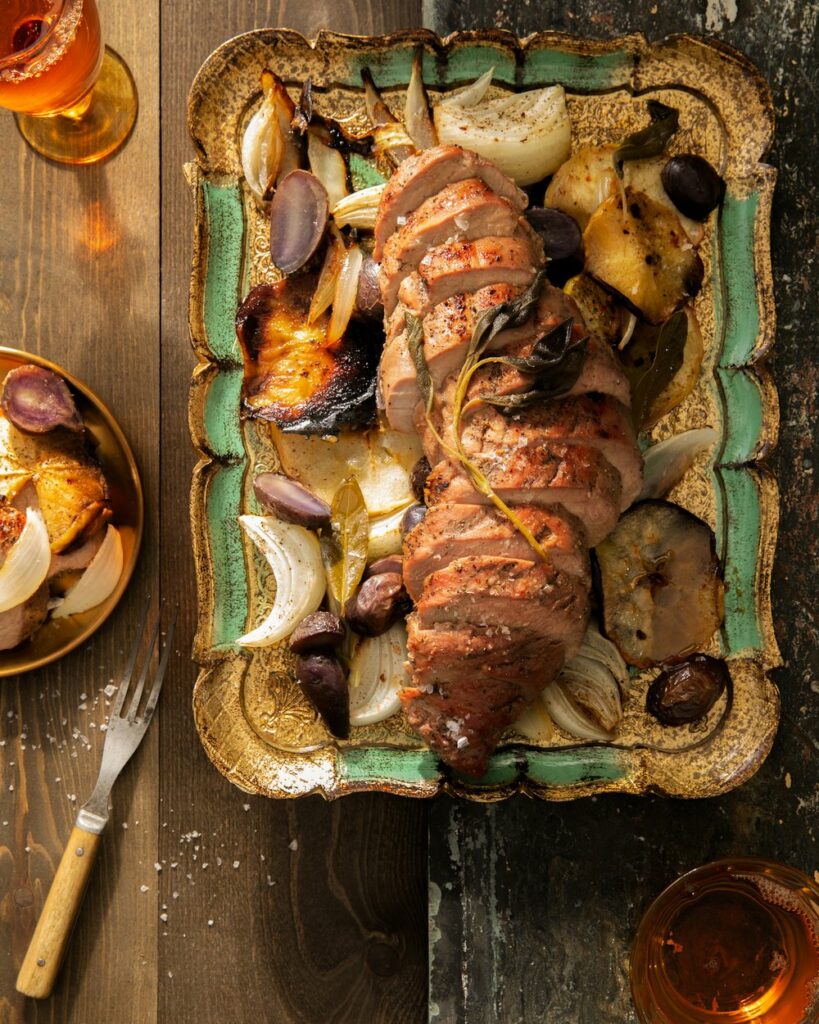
[154,863,162,872]
[140,884,149,893]
[104,684,116,697]
[208,919,214,927]
[232,860,240,869]
[160,912,168,922]
[288,839,298,852]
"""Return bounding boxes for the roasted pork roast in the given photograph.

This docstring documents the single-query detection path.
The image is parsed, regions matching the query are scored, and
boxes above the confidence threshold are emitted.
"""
[375,145,643,776]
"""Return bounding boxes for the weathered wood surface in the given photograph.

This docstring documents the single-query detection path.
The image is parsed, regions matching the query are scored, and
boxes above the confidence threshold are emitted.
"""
[426,1,819,1021]
[0,0,816,1021]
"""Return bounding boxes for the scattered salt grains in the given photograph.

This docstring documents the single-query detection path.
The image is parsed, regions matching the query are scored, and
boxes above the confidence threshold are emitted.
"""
[160,912,168,922]
[104,684,116,697]
[233,860,240,869]
[140,885,149,893]
[172,891,179,899]
[242,803,250,811]
[785,772,792,789]
[288,839,298,852]
[456,736,469,750]
[154,863,162,872]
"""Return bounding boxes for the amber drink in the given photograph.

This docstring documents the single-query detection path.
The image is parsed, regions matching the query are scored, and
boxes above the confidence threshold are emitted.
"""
[0,0,136,163]
[631,859,819,1023]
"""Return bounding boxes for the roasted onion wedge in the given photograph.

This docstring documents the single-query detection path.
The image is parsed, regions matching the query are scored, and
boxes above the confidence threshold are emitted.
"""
[584,188,704,324]
[237,278,380,434]
[596,501,724,668]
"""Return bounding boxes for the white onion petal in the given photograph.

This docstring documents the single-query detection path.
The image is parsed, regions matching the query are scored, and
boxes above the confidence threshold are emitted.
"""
[328,244,363,344]
[0,508,50,613]
[237,515,325,647]
[51,525,124,619]
[434,84,571,186]
[331,184,385,230]
[541,622,628,741]
[348,621,409,725]
[639,427,718,502]
[367,502,413,561]
[437,67,495,108]
[307,129,349,210]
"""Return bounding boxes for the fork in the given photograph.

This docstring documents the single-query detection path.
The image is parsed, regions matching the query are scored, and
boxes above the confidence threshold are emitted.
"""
[16,602,176,1000]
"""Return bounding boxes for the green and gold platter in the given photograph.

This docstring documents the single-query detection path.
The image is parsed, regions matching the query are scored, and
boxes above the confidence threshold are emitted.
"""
[186,29,779,801]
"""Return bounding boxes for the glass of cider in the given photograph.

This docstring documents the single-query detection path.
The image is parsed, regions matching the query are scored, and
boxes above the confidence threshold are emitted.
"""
[0,0,137,163]
[631,859,819,1023]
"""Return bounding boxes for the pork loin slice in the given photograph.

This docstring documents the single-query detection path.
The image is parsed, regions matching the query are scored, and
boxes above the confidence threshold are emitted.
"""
[414,554,589,649]
[379,179,520,315]
[374,145,528,259]
[0,583,49,651]
[378,330,418,433]
[397,232,542,318]
[429,394,642,510]
[402,621,565,776]
[403,502,589,601]
[425,443,623,547]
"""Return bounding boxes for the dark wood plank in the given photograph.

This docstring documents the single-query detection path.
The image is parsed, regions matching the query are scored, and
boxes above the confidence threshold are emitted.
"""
[425,2,819,1021]
[0,3,160,1022]
[159,3,428,1023]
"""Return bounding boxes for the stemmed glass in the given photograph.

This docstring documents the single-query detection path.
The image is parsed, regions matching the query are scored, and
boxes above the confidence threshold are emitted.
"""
[0,0,137,164]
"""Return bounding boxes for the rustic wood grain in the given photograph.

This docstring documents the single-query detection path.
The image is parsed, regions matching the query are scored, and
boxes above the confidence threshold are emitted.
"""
[0,2,160,1022]
[426,2,819,1022]
[159,3,427,1024]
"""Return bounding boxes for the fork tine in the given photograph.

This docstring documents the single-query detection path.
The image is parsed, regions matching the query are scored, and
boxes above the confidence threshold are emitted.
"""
[127,612,163,722]
[141,609,177,724]
[109,597,152,720]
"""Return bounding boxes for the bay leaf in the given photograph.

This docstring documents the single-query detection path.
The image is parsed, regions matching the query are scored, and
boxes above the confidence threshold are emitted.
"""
[614,100,679,178]
[320,476,369,612]
[630,309,688,428]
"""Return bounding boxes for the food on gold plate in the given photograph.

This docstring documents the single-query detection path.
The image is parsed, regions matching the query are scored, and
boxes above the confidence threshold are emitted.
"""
[234,65,728,770]
[0,365,122,650]
[646,654,730,726]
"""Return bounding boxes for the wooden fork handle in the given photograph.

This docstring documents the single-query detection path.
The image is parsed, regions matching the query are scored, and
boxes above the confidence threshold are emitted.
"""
[16,824,103,999]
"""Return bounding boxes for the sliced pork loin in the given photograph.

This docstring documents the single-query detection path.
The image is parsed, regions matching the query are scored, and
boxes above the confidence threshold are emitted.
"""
[424,394,642,511]
[379,178,521,314]
[397,230,542,318]
[378,330,417,433]
[403,501,589,601]
[426,443,623,547]
[374,145,528,259]
[402,551,589,774]
[402,623,565,776]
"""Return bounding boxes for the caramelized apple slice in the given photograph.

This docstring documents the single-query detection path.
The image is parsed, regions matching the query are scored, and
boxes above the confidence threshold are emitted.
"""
[237,277,380,434]
[544,144,617,229]
[583,188,704,324]
[596,501,724,667]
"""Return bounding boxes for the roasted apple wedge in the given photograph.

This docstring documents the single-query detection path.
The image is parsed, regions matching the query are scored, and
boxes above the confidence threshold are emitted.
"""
[544,144,618,229]
[237,277,380,434]
[596,501,724,668]
[583,188,704,324]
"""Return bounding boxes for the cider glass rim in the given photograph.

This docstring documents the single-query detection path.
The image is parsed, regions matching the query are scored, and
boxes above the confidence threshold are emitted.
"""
[0,0,83,75]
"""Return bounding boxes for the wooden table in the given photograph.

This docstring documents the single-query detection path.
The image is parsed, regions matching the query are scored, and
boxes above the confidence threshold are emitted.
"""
[0,2,816,1021]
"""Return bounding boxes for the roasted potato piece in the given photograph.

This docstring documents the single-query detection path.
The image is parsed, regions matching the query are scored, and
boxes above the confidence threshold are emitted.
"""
[237,277,380,434]
[544,144,617,229]
[584,188,704,324]
[618,306,704,426]
[596,501,724,668]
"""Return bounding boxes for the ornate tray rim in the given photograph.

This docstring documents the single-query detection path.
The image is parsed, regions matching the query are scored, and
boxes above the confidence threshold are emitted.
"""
[186,28,779,802]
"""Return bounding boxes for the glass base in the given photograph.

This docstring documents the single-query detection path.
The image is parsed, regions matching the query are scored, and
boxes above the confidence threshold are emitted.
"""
[14,47,137,164]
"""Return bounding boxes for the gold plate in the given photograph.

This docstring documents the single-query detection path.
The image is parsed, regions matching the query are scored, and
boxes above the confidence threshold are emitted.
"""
[187,30,779,800]
[0,347,143,676]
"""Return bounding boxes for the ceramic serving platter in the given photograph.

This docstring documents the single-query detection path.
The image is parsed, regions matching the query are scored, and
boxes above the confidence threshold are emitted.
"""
[186,30,779,801]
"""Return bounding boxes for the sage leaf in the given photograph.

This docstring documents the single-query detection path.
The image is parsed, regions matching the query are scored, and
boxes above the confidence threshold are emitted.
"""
[405,312,433,414]
[630,309,688,428]
[320,476,369,613]
[613,101,679,178]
